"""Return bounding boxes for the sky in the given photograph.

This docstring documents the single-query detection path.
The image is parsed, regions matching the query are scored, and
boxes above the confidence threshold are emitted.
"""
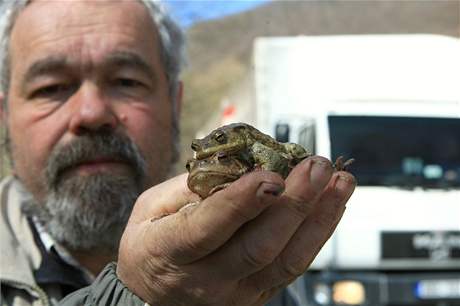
[164,0,271,27]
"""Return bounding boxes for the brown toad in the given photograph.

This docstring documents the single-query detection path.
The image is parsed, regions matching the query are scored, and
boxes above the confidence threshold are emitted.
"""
[186,150,252,199]
[187,122,353,199]
[191,123,310,177]
[186,123,309,198]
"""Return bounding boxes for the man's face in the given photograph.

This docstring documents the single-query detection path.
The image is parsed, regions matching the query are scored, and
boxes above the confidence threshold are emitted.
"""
[4,0,177,251]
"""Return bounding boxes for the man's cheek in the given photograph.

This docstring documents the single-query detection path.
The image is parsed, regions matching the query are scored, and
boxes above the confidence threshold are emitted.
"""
[11,135,48,186]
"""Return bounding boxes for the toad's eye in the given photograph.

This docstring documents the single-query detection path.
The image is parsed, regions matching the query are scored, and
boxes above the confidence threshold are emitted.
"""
[217,151,228,160]
[214,131,227,143]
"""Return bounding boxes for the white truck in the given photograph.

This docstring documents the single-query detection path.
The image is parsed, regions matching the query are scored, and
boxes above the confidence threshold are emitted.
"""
[253,35,460,306]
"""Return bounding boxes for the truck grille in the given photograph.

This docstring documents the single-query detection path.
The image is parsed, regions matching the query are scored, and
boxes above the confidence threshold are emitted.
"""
[382,231,460,260]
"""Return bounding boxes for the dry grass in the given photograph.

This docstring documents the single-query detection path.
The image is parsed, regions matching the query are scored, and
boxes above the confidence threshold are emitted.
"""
[175,56,246,173]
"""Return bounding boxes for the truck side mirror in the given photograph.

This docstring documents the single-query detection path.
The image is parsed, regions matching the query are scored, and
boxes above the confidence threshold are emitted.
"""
[275,123,290,143]
[299,123,316,154]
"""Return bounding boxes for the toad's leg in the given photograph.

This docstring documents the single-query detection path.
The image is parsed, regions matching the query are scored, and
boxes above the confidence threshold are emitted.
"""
[283,143,311,160]
[334,156,355,171]
[251,142,290,178]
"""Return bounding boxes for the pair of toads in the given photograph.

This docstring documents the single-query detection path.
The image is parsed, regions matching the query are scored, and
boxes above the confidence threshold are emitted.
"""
[186,123,353,199]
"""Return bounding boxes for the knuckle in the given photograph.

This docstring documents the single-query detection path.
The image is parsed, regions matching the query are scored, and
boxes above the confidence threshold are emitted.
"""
[179,213,216,256]
[223,193,262,221]
[314,209,341,227]
[285,196,316,219]
[134,190,151,208]
[276,256,306,279]
[241,239,278,269]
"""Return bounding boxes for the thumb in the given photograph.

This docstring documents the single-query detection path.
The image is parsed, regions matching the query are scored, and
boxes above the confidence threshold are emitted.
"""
[129,173,200,224]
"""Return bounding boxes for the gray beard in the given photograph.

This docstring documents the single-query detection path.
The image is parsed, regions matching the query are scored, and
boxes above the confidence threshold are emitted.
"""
[42,173,140,253]
[22,131,148,254]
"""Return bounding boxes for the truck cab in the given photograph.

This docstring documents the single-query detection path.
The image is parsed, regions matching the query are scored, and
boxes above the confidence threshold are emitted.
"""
[254,35,460,305]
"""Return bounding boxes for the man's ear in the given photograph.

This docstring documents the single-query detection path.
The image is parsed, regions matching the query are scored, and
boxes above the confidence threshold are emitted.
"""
[0,92,5,126]
[0,91,12,175]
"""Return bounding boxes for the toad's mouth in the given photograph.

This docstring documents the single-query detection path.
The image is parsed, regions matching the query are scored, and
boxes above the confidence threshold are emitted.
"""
[195,143,245,159]
[188,170,240,181]
[187,171,240,199]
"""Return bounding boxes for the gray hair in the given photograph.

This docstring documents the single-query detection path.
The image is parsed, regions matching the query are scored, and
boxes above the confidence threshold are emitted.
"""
[0,0,186,162]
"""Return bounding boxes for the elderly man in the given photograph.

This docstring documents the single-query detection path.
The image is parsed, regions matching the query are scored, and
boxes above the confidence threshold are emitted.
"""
[0,0,356,305]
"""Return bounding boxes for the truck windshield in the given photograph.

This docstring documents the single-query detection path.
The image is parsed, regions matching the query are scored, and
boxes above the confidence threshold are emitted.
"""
[328,115,460,188]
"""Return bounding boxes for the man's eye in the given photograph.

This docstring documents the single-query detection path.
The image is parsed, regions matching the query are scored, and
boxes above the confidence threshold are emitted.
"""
[31,84,72,98]
[115,78,144,88]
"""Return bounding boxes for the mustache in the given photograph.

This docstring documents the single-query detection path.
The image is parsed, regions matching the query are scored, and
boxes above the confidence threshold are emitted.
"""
[45,131,147,189]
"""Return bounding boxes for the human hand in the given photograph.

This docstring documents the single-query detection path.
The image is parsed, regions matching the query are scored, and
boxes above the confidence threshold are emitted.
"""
[117,156,356,306]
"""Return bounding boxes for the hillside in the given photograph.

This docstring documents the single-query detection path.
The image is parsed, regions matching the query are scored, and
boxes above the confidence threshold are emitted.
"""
[177,0,460,173]
[185,1,459,71]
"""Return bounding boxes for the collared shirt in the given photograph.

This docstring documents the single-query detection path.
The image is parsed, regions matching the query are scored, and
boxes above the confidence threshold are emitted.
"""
[28,217,93,301]
[31,216,95,284]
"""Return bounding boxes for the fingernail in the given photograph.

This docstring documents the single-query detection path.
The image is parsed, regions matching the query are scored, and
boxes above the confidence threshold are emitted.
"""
[310,159,332,186]
[257,182,284,197]
[335,174,356,192]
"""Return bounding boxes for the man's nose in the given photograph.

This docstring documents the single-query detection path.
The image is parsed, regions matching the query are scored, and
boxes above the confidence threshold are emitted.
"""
[68,83,118,134]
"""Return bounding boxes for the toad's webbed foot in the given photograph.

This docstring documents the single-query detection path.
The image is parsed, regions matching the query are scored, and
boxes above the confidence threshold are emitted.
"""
[334,156,355,171]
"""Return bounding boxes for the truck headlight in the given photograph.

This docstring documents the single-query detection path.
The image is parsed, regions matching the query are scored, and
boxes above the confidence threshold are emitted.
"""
[332,280,366,305]
[313,283,331,305]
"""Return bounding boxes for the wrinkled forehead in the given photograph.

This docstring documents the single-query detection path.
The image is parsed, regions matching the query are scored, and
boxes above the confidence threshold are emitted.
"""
[14,0,149,29]
[24,0,146,12]
[10,0,155,48]
[8,0,161,81]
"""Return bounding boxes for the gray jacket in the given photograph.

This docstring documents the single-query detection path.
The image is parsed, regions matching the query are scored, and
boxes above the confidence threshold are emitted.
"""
[1,176,301,306]
[0,177,144,306]
[0,177,50,306]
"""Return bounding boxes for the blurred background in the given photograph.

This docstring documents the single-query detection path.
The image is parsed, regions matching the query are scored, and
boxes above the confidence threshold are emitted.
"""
[163,0,460,171]
[166,1,460,306]
[1,0,459,178]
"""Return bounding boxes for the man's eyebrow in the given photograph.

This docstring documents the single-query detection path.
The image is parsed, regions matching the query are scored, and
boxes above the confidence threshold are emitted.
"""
[105,51,157,81]
[22,52,157,84]
[22,56,69,85]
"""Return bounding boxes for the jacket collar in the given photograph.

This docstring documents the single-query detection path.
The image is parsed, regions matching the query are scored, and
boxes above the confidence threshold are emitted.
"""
[0,177,41,287]
[0,177,90,291]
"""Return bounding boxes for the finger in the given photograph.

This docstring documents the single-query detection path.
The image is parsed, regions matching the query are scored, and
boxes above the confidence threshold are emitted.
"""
[204,157,334,279]
[144,171,285,264]
[130,173,200,223]
[246,171,356,290]
[283,156,334,213]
